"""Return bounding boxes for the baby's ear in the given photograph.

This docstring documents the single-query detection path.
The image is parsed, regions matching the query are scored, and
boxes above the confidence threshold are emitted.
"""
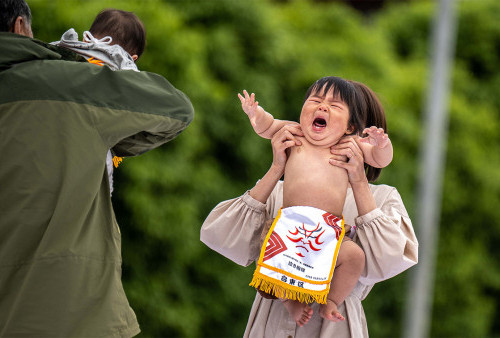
[346,125,355,135]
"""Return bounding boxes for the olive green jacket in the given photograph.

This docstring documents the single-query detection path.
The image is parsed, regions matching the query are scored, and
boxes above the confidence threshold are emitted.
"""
[0,32,194,337]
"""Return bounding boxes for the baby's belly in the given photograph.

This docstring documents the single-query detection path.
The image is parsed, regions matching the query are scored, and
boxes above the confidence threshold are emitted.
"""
[283,166,348,216]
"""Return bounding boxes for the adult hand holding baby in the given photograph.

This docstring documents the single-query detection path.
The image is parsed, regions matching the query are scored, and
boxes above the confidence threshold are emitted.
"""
[270,123,303,173]
[329,136,367,184]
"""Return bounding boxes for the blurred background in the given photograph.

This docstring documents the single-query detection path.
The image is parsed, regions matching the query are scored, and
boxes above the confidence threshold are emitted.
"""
[28,0,500,336]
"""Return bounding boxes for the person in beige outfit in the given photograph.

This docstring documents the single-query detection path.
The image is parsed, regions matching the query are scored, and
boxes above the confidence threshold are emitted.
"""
[238,77,393,326]
[201,81,418,337]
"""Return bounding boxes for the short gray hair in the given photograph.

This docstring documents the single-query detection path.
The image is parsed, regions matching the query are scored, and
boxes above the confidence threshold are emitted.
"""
[0,0,32,32]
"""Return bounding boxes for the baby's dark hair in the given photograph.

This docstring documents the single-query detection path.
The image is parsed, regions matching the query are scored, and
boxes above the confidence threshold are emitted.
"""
[89,9,146,58]
[349,80,388,182]
[0,0,31,32]
[303,76,365,137]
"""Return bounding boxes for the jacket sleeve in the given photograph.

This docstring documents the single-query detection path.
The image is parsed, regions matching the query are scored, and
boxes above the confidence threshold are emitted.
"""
[86,65,194,156]
[354,187,419,285]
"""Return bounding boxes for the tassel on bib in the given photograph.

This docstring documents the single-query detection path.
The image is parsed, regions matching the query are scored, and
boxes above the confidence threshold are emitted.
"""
[250,273,328,304]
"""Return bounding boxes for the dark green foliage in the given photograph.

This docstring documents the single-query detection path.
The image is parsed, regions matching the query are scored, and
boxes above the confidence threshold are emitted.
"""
[27,0,500,336]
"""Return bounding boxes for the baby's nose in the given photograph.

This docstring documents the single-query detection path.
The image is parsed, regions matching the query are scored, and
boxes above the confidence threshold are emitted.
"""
[318,104,328,111]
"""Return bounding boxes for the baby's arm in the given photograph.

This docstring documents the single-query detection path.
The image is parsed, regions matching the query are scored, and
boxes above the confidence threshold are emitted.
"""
[357,126,393,168]
[238,90,295,139]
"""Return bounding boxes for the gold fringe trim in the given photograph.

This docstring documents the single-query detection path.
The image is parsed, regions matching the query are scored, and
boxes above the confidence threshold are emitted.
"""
[250,271,328,304]
[113,156,123,168]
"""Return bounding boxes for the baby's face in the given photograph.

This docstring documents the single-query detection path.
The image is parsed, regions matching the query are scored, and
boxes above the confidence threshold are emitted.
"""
[299,88,351,147]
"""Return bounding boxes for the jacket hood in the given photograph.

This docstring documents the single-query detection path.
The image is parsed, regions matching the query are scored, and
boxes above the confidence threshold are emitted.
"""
[51,29,138,72]
[0,32,85,71]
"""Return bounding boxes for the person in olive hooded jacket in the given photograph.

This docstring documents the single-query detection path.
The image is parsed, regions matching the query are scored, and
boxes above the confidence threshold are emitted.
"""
[0,1,194,337]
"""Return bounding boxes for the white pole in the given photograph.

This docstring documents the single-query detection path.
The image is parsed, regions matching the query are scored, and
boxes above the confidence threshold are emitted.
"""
[403,1,457,337]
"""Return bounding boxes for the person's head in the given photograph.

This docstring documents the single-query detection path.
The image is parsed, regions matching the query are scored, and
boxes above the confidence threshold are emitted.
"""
[88,9,145,61]
[300,76,364,147]
[349,80,388,182]
[0,0,33,37]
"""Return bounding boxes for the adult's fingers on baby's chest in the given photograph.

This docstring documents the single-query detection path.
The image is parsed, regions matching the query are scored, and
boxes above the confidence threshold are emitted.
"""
[347,139,363,153]
[333,143,354,151]
[288,124,302,133]
[282,129,293,138]
[330,153,347,160]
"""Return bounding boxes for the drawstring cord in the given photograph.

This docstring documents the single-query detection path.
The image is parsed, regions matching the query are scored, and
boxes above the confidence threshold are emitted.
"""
[82,31,113,45]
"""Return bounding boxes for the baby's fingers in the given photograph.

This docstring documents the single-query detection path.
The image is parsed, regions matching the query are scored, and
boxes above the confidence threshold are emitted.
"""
[238,93,245,104]
[377,134,390,148]
[238,91,251,104]
[241,90,255,104]
[362,126,376,134]
[363,127,387,138]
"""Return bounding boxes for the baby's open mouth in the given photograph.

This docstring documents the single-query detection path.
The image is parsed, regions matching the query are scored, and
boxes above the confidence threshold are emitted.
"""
[313,118,326,128]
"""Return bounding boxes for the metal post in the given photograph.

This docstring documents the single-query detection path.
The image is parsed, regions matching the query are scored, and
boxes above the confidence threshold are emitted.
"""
[403,1,457,337]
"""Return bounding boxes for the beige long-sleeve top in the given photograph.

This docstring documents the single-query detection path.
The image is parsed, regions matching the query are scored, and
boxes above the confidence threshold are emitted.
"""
[201,181,418,338]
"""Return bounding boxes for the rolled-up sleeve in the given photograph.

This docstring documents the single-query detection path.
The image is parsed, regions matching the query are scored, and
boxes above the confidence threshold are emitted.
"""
[355,188,418,285]
[201,191,268,267]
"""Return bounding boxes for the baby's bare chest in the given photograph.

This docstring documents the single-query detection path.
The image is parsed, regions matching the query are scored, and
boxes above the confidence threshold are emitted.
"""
[283,145,348,214]
[285,146,345,182]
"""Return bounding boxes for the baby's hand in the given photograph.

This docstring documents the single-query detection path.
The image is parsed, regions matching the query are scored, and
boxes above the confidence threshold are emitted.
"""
[359,126,390,148]
[238,90,267,129]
